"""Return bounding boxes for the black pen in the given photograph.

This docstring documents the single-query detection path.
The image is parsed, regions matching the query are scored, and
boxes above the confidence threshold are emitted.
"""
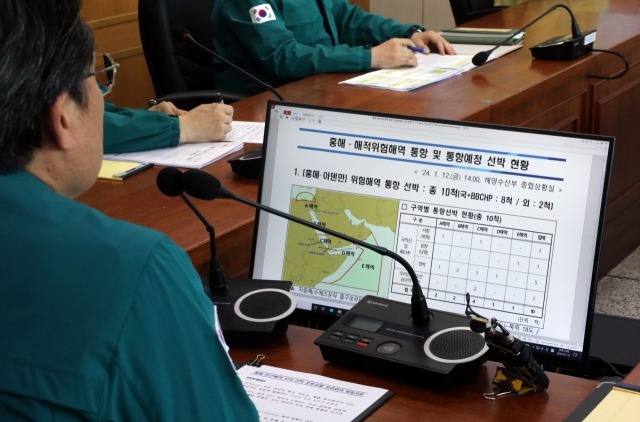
[215,93,224,104]
[114,163,154,180]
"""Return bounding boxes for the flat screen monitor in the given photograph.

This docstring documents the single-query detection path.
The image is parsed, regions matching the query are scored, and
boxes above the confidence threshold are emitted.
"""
[251,101,615,372]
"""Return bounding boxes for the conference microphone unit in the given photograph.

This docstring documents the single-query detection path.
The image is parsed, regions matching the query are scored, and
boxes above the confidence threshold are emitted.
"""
[172,26,285,102]
[180,169,431,324]
[181,169,490,387]
[156,167,296,347]
[472,3,596,67]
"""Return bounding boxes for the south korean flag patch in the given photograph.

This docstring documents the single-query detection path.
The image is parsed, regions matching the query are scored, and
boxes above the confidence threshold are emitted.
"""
[249,4,276,24]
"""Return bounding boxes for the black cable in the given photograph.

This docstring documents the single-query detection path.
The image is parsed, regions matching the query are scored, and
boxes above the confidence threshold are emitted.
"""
[587,49,629,80]
[590,355,628,378]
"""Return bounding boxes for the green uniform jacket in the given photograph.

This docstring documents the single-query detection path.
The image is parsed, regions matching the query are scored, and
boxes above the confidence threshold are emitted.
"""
[103,101,180,154]
[0,171,259,421]
[212,0,422,95]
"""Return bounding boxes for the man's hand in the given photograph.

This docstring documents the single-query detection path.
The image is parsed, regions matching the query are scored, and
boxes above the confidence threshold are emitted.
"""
[411,30,456,55]
[149,101,187,116]
[371,38,419,69]
[178,103,234,143]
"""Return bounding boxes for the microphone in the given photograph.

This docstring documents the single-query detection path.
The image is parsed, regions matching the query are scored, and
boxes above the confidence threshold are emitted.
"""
[181,169,432,324]
[472,4,591,67]
[157,167,227,293]
[172,26,285,101]
[156,167,297,347]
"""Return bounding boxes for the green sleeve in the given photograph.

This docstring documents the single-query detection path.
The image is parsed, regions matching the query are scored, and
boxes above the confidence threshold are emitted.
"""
[101,237,259,421]
[103,101,180,154]
[219,0,371,79]
[329,0,421,46]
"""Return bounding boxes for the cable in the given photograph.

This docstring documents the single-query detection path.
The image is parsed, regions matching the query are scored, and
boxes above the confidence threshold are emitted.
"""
[587,49,629,80]
[590,355,628,378]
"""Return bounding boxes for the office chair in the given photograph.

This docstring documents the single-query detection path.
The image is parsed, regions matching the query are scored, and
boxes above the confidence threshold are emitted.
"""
[138,0,247,108]
[449,0,507,26]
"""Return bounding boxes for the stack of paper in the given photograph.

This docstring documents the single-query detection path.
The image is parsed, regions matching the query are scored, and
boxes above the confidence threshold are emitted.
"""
[104,141,243,169]
[340,43,522,92]
[340,54,472,91]
[441,28,525,45]
[103,121,265,169]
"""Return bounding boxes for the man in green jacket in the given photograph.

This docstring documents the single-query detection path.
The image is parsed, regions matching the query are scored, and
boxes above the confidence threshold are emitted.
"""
[0,0,259,419]
[103,100,234,154]
[212,0,455,95]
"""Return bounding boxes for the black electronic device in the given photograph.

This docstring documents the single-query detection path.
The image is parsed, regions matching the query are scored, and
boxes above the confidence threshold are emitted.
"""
[529,29,597,61]
[179,168,431,324]
[156,167,295,347]
[472,4,593,67]
[252,101,615,375]
[228,146,263,179]
[314,296,488,388]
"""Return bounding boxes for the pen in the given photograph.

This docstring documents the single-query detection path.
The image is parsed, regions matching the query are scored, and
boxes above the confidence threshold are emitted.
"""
[114,163,154,180]
[215,92,224,104]
[408,46,430,54]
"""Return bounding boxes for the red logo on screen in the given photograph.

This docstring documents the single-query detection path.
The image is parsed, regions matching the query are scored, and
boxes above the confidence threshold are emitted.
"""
[284,110,291,115]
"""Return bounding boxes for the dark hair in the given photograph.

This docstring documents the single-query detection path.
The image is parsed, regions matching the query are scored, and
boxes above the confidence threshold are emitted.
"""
[0,0,94,174]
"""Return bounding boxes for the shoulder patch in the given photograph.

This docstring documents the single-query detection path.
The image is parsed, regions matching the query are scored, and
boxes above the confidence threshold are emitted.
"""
[249,4,276,24]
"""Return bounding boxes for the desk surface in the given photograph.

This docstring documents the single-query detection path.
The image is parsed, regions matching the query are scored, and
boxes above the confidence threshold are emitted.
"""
[79,0,640,278]
[230,325,601,421]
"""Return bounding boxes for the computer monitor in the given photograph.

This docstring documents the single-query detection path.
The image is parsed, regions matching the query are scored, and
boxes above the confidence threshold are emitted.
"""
[251,101,614,373]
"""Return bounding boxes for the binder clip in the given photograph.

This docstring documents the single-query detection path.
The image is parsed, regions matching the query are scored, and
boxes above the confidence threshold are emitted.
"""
[248,354,266,367]
[465,293,549,400]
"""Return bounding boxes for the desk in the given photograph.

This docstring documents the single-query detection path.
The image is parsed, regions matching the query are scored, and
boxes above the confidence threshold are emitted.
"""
[80,0,640,279]
[230,325,599,421]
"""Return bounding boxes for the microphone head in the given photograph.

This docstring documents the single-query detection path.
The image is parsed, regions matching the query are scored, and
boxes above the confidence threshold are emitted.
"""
[172,26,191,43]
[472,51,489,67]
[157,167,184,197]
[182,169,222,200]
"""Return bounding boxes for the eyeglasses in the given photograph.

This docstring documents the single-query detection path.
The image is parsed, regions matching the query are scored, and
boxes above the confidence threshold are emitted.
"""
[87,52,120,96]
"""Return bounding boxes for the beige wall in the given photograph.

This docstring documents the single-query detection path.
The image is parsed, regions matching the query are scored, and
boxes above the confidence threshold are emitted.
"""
[81,0,156,109]
[369,0,455,31]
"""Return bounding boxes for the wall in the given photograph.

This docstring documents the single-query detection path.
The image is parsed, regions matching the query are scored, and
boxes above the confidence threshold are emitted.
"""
[81,0,155,109]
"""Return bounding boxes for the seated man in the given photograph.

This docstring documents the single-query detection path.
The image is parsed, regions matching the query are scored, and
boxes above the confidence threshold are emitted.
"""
[104,100,234,154]
[212,0,455,95]
[0,0,258,420]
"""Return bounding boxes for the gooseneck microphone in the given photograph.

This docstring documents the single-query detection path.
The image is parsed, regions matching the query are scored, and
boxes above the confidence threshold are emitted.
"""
[173,26,286,101]
[157,167,297,347]
[157,167,227,293]
[472,4,585,67]
[180,169,432,324]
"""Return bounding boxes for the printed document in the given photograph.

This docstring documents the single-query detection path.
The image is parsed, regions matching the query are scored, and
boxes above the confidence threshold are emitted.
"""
[238,365,392,422]
[340,43,522,91]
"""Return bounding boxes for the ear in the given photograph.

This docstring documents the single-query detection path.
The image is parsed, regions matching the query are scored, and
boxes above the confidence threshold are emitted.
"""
[41,92,77,151]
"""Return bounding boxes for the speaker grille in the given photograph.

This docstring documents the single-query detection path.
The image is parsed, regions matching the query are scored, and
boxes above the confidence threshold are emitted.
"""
[239,291,292,320]
[429,329,485,360]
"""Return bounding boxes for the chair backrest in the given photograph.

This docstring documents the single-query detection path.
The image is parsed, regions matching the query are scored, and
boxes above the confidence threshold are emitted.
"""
[449,0,505,26]
[138,0,216,98]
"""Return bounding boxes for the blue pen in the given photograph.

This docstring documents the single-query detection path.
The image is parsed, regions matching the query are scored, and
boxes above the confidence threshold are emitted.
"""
[408,46,430,54]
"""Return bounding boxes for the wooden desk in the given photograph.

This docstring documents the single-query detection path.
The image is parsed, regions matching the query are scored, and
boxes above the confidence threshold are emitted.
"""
[80,0,640,278]
[229,325,599,421]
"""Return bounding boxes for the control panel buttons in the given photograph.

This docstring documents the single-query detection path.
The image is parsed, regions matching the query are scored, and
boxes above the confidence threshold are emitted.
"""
[345,334,360,341]
[331,331,346,337]
[360,337,373,344]
[356,341,369,347]
[342,338,355,344]
[377,342,402,355]
[328,335,342,340]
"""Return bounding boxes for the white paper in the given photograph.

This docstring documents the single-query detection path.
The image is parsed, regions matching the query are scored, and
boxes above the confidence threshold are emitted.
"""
[104,141,243,169]
[226,121,265,144]
[340,43,523,91]
[238,365,390,422]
